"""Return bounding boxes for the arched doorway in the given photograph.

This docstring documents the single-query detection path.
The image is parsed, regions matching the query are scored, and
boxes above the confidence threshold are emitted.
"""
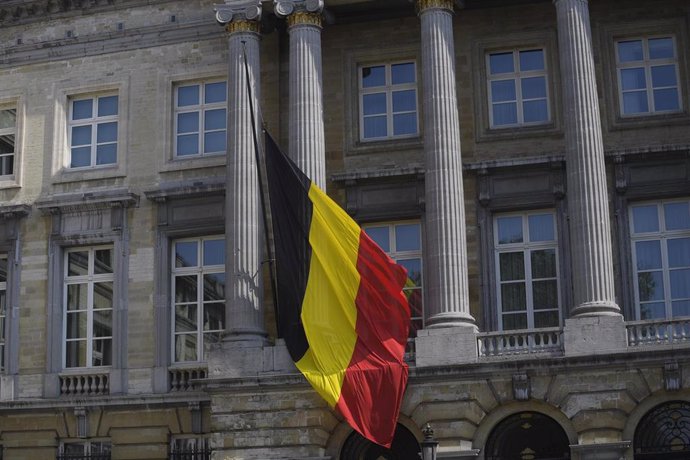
[485,411,570,460]
[340,424,420,460]
[634,400,690,459]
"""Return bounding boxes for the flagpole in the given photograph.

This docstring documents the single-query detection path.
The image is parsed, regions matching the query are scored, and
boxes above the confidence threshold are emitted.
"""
[240,41,281,337]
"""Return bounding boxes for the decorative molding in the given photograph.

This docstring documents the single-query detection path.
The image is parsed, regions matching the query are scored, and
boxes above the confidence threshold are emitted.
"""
[214,0,261,26]
[224,19,260,34]
[416,0,454,14]
[274,0,323,18]
[35,189,139,215]
[664,362,681,391]
[144,178,226,202]
[512,373,530,401]
[0,204,31,220]
[287,10,322,28]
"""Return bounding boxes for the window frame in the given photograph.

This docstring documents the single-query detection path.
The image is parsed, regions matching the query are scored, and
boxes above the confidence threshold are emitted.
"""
[67,93,119,169]
[357,60,419,142]
[615,35,682,117]
[173,79,228,159]
[0,254,7,372]
[486,47,551,129]
[0,105,17,179]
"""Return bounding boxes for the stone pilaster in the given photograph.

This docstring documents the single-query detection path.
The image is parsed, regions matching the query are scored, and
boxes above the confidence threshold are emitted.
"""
[554,0,620,317]
[274,0,326,188]
[214,1,267,344]
[417,0,474,329]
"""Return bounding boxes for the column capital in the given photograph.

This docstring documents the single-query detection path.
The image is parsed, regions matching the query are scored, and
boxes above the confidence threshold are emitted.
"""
[274,0,324,18]
[416,0,455,14]
[214,0,262,26]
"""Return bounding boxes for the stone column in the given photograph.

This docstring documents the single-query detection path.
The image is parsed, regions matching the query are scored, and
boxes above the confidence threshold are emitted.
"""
[274,0,326,188]
[554,0,620,317]
[418,0,474,329]
[215,1,267,344]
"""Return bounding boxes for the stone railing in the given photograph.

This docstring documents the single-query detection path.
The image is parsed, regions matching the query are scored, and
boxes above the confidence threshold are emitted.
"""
[169,365,207,392]
[59,372,109,396]
[627,318,690,347]
[477,328,564,358]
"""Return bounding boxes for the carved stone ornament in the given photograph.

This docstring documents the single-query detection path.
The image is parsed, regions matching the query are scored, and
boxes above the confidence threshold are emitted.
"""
[664,362,681,391]
[416,0,454,13]
[274,0,324,18]
[512,373,530,401]
[214,0,262,25]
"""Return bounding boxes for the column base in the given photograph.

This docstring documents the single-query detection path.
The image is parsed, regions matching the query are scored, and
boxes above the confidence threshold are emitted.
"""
[563,315,628,357]
[415,325,479,367]
[571,300,621,317]
[207,339,296,379]
[425,311,477,329]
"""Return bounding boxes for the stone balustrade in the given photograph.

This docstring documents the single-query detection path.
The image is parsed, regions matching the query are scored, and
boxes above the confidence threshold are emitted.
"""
[627,318,690,347]
[59,372,109,396]
[477,328,564,358]
[169,366,208,392]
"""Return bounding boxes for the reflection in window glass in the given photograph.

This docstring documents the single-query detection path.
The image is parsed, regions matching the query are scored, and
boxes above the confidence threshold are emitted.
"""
[0,107,17,177]
[174,80,227,157]
[69,95,118,168]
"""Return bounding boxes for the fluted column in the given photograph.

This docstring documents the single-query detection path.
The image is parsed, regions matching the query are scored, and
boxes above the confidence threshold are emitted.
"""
[417,0,474,328]
[215,1,267,343]
[274,0,326,188]
[554,0,620,316]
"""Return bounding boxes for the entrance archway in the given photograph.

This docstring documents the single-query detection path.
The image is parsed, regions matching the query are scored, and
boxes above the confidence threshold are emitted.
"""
[485,411,570,460]
[340,424,420,460]
[634,400,690,459]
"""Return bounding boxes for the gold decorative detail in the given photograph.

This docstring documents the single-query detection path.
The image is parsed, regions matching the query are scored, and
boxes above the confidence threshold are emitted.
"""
[287,11,322,28]
[225,19,260,35]
[416,0,454,13]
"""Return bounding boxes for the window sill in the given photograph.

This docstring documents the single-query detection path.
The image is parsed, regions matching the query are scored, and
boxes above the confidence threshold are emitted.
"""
[476,121,560,143]
[346,136,423,157]
[52,165,125,184]
[0,178,20,190]
[162,154,226,173]
[609,110,690,131]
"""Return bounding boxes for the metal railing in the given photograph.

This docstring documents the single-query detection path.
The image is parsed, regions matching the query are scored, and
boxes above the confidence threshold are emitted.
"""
[477,327,564,357]
[627,318,690,347]
[169,448,212,460]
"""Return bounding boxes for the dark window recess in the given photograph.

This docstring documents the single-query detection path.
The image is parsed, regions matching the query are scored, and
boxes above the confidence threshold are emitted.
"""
[485,412,570,460]
[634,400,690,459]
[170,438,212,460]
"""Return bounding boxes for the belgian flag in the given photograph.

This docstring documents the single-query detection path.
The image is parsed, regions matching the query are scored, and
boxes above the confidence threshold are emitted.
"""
[264,132,411,448]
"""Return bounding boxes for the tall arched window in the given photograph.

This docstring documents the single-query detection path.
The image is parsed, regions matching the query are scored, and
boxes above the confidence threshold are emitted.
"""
[634,400,690,459]
[340,424,420,460]
[485,412,570,460]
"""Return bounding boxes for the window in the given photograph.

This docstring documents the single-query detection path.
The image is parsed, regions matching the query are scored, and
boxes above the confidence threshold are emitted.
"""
[487,48,550,128]
[494,211,561,330]
[68,94,118,168]
[630,199,690,320]
[616,36,681,115]
[363,222,423,348]
[0,255,6,371]
[359,62,418,141]
[58,441,111,460]
[0,107,16,177]
[63,247,114,368]
[174,80,227,157]
[170,437,211,460]
[172,236,225,362]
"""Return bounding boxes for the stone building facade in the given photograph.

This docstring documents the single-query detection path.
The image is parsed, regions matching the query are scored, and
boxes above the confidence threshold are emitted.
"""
[0,0,689,459]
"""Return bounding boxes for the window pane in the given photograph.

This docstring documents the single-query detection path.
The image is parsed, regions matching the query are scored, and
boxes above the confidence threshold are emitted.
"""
[497,216,523,244]
[489,52,514,74]
[661,179,682,215]
[203,239,225,266]
[68,251,89,276]
[96,143,117,165]
[654,88,680,111]
[398,258,422,286]
[204,108,226,130]
[72,99,93,120]
[533,280,558,310]
[362,66,385,87]
[94,282,113,309]
[491,80,516,102]
[97,95,118,117]
[71,147,91,168]
[493,103,518,125]
[501,283,526,311]
[531,249,556,279]
[203,303,224,331]
[93,310,112,337]
[203,273,225,302]
[618,40,643,62]
[204,131,226,153]
[175,241,198,267]
[407,289,423,319]
[71,125,92,146]
[521,76,546,99]
[363,93,386,115]
[175,334,197,361]
[177,112,199,134]
[177,134,199,156]
[623,91,649,114]
[391,62,415,84]
[640,302,665,320]
[178,85,200,106]
[636,240,662,270]
[0,258,6,282]
[499,252,525,281]
[67,284,87,311]
[396,224,421,251]
[670,269,690,299]
[393,113,417,136]
[632,205,659,233]
[365,227,390,252]
[66,312,87,339]
[668,238,690,268]
[519,49,545,71]
[205,81,227,103]
[523,100,548,123]
[97,122,117,143]
[638,271,664,301]
[175,275,198,303]
[648,37,674,59]
[92,338,111,366]
[534,311,559,328]
[0,134,14,154]
[528,214,554,242]
[651,65,677,88]
[0,154,13,176]
[175,305,197,332]
[94,248,113,274]
[363,116,387,139]
[673,300,690,318]
[66,340,87,367]
[0,109,15,129]
[392,90,416,112]
[502,313,527,330]
[621,68,647,90]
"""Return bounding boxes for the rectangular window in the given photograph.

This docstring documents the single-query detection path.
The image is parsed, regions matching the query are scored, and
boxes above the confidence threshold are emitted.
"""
[487,48,550,128]
[616,36,681,115]
[0,107,16,177]
[172,236,225,362]
[359,62,418,141]
[63,246,114,368]
[174,80,227,157]
[363,221,423,350]
[0,255,6,371]
[68,94,118,168]
[630,199,690,320]
[170,437,211,460]
[494,211,561,330]
[58,441,111,460]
